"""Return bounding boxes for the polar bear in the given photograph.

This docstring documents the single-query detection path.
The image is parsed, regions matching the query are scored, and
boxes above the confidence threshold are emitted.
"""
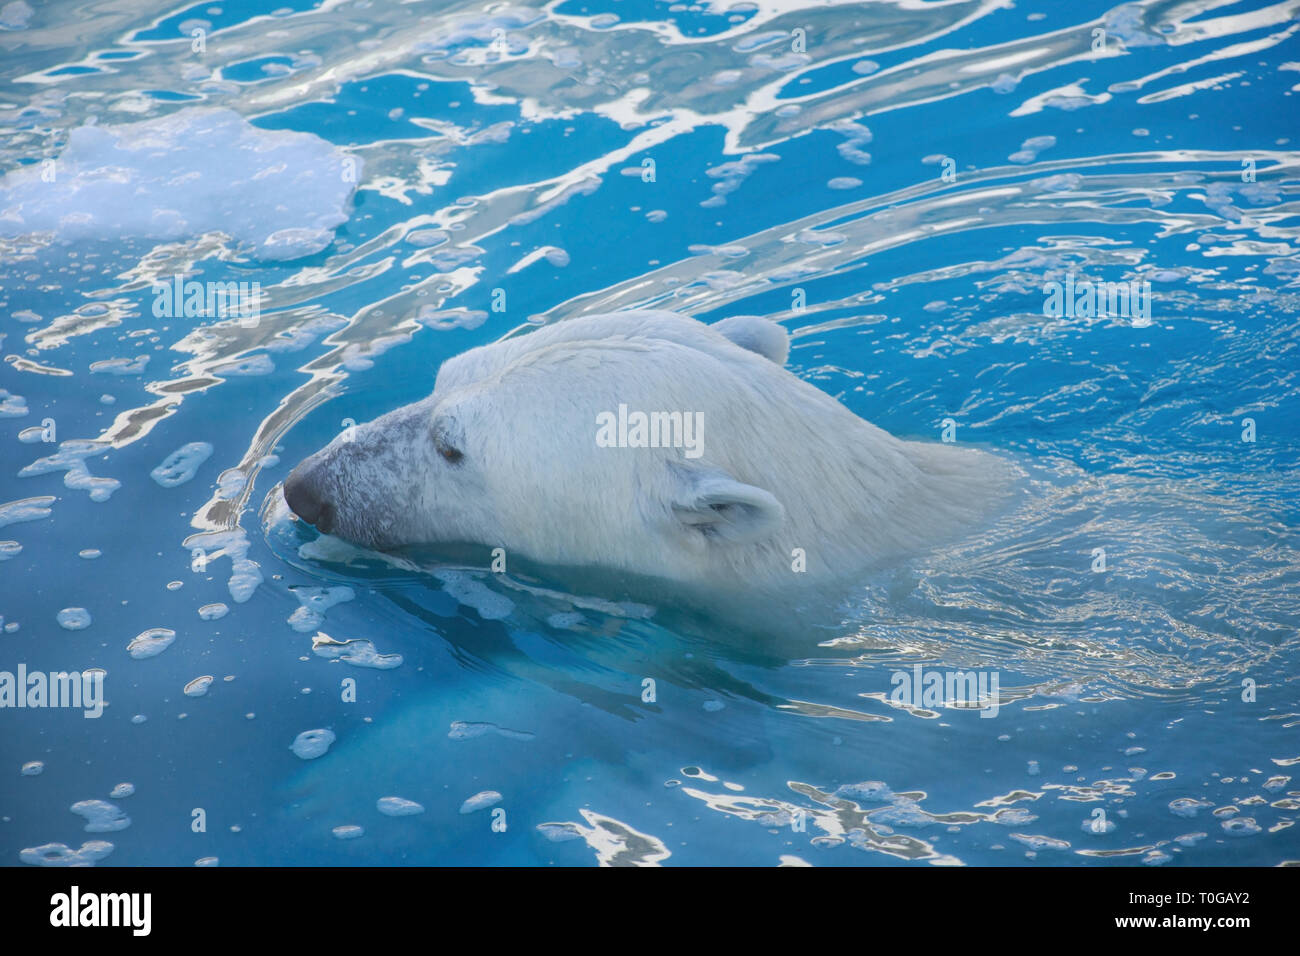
[284,310,1012,621]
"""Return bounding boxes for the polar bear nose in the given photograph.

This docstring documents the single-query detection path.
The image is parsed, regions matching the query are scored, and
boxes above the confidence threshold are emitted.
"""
[284,468,332,532]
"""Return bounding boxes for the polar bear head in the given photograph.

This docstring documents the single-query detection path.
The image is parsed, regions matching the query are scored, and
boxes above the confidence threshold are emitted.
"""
[284,311,802,580]
[283,309,1002,596]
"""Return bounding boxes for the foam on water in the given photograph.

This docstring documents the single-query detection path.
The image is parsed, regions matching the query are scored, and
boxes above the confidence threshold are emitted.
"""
[151,442,214,488]
[19,841,113,867]
[70,799,130,833]
[287,586,355,633]
[0,496,54,528]
[310,633,402,669]
[433,570,514,620]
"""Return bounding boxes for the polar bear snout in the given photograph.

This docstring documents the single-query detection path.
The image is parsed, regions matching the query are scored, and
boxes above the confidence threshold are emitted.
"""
[284,462,334,533]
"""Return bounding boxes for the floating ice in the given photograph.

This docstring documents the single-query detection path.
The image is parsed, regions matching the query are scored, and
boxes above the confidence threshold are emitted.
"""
[288,585,355,632]
[198,603,229,620]
[57,608,91,630]
[127,627,176,659]
[311,633,402,669]
[0,108,361,260]
[151,442,214,488]
[332,825,364,839]
[827,177,861,190]
[109,783,135,798]
[20,761,43,776]
[0,540,20,560]
[79,549,101,559]
[377,797,425,817]
[71,799,131,833]
[195,856,219,866]
[291,728,336,759]
[459,790,502,814]
[20,841,114,867]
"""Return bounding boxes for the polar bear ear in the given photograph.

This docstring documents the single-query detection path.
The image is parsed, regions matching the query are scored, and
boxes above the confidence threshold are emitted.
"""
[711,315,789,365]
[669,464,785,545]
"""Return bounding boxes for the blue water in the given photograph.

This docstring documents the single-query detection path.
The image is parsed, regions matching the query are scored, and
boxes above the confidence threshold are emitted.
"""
[2,0,1299,866]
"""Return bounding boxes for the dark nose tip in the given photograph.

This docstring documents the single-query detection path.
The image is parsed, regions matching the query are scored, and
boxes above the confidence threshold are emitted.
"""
[284,468,328,530]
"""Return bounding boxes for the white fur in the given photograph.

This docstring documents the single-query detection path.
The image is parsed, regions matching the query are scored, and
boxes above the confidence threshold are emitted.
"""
[285,310,1012,613]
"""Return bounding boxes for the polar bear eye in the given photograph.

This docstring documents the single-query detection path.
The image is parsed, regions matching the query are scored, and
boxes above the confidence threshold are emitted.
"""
[432,416,465,464]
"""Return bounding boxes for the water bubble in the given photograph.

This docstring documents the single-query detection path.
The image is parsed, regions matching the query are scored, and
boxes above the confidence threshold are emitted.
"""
[459,790,502,814]
[377,797,425,817]
[57,608,91,630]
[127,627,176,659]
[184,676,214,697]
[291,728,335,760]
